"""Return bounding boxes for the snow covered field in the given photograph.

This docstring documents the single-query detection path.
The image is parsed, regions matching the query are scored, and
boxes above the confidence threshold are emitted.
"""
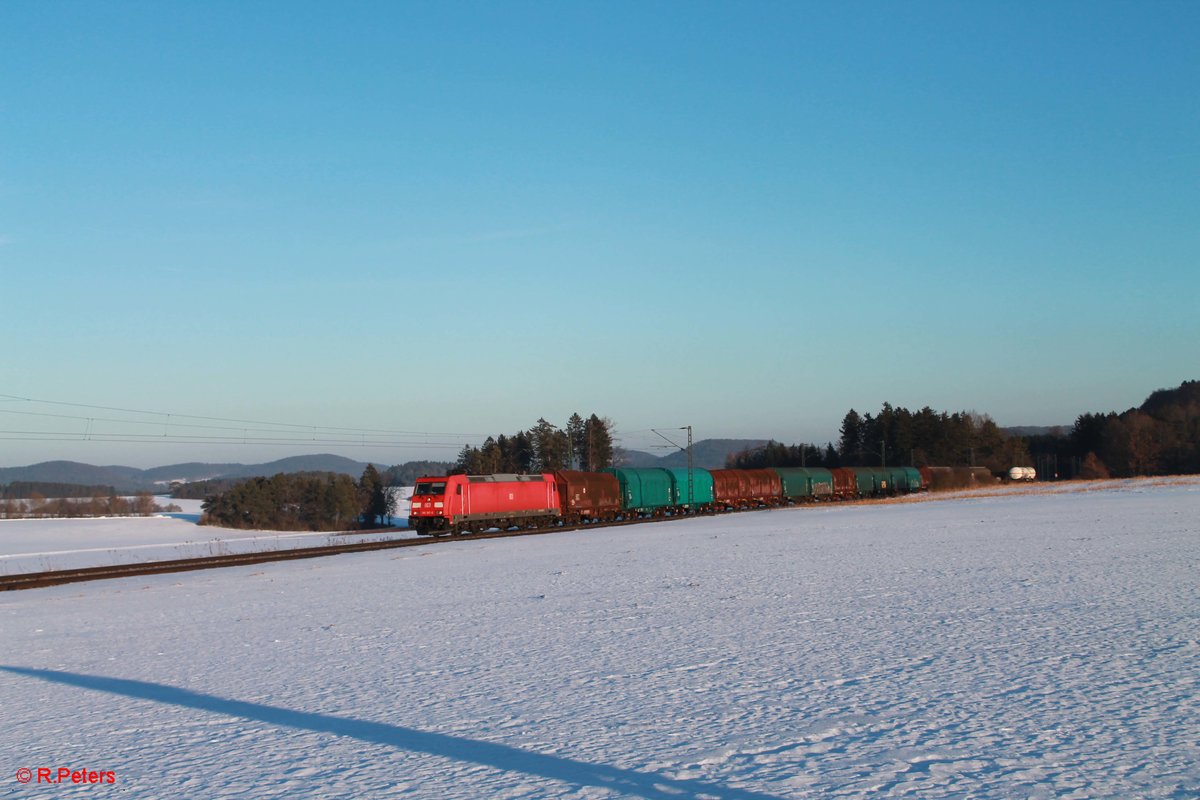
[0,489,414,574]
[2,478,1197,798]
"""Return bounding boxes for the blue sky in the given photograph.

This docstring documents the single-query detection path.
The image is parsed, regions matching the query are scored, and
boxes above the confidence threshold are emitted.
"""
[2,1,1197,468]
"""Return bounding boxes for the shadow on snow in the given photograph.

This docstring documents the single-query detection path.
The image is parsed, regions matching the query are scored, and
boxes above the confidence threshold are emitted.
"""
[2,666,786,800]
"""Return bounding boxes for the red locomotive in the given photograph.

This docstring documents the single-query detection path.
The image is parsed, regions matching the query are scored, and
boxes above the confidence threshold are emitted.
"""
[408,473,559,535]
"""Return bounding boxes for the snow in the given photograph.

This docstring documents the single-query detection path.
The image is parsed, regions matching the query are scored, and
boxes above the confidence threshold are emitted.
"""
[0,489,414,574]
[1,478,1198,798]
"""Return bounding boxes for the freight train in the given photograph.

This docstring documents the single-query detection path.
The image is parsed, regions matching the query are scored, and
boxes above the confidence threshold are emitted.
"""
[408,465,932,536]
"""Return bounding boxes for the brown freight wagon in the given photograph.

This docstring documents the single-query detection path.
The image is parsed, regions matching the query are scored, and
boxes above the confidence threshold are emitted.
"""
[829,467,859,499]
[555,470,622,523]
[710,469,783,508]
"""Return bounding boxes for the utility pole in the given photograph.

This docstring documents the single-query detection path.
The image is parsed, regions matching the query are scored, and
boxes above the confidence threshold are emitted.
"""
[686,425,693,506]
[651,425,694,506]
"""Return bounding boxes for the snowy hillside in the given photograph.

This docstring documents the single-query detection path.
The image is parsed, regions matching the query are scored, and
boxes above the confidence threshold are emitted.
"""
[1,478,1197,798]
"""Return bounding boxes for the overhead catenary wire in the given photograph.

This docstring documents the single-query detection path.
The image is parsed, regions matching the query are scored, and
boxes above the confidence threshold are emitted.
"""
[0,394,486,438]
[0,393,679,460]
[0,393,488,454]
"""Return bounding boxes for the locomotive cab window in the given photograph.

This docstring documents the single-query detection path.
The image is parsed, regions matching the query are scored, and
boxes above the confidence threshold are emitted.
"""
[415,482,447,496]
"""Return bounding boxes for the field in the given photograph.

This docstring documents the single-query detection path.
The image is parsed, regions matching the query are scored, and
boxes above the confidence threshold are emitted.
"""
[2,478,1197,798]
[0,490,415,574]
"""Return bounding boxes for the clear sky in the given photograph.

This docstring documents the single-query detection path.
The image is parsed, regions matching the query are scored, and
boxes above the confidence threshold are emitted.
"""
[2,1,1197,468]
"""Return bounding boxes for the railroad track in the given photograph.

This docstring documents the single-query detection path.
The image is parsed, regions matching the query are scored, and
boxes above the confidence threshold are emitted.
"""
[0,514,687,592]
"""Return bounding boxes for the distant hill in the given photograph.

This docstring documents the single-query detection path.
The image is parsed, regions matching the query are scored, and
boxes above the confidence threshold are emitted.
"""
[3,440,775,492]
[0,454,378,493]
[616,439,770,470]
[0,461,150,490]
[614,449,660,468]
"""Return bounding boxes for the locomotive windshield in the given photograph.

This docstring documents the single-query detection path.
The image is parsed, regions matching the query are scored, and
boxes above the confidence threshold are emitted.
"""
[414,481,447,496]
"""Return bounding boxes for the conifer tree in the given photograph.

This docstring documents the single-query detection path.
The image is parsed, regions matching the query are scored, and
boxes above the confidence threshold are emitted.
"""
[585,414,615,470]
[567,413,587,470]
[359,464,392,528]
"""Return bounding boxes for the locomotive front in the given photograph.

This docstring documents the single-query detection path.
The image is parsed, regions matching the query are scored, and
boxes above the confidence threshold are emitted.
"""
[408,476,452,535]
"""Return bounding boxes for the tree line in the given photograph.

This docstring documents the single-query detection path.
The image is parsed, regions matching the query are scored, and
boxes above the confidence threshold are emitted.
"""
[1027,380,1200,479]
[200,465,397,531]
[2,481,120,499]
[730,404,1029,475]
[453,413,615,474]
[729,380,1200,481]
[0,492,181,520]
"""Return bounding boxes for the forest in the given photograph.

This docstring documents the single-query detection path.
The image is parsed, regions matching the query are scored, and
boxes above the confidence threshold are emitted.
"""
[1026,380,1200,479]
[729,405,1028,475]
[199,465,396,531]
[452,413,615,474]
[728,380,1200,481]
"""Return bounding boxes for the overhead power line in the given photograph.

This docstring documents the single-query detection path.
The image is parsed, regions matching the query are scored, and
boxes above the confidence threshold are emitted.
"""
[0,393,484,437]
[0,393,487,454]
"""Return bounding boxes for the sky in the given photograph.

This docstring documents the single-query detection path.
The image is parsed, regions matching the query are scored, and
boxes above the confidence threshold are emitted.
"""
[2,0,1197,469]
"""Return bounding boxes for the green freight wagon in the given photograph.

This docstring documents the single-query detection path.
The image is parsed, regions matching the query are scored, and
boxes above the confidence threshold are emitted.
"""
[878,466,906,492]
[774,468,836,500]
[850,467,915,494]
[603,467,675,514]
[902,467,924,491]
[848,467,881,496]
[664,468,714,507]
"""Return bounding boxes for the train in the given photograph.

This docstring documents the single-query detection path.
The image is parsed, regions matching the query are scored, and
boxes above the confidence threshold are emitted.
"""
[407,465,934,536]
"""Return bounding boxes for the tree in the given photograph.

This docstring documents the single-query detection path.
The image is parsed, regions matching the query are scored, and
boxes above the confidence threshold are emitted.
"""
[1070,413,1113,461]
[201,472,369,531]
[133,491,157,516]
[454,445,482,475]
[1079,452,1110,479]
[838,410,863,464]
[824,443,840,468]
[359,464,391,528]
[566,413,587,470]
[531,418,571,471]
[512,431,535,473]
[585,414,615,470]
[1101,412,1164,477]
[479,437,502,474]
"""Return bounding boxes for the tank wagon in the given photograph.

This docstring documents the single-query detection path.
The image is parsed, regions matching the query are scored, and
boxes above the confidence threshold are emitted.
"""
[1007,466,1037,481]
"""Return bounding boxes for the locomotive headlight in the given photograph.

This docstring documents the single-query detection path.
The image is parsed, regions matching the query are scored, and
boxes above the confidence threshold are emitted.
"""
[434,502,444,508]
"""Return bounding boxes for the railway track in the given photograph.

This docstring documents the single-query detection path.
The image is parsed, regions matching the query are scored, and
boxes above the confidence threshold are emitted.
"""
[0,514,686,592]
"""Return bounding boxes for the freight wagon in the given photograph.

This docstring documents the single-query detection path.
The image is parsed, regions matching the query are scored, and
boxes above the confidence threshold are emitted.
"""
[711,468,783,508]
[555,470,621,523]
